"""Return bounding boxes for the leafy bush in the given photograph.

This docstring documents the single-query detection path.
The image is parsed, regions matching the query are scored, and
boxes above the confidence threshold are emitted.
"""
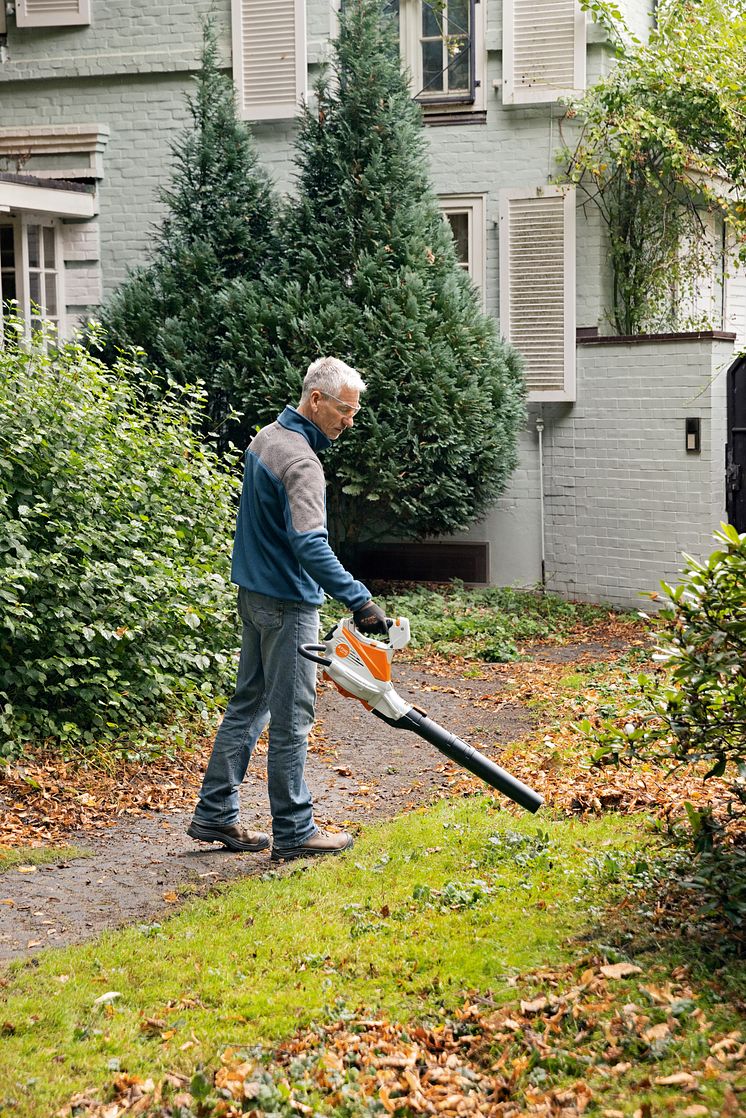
[322,582,611,661]
[0,317,239,755]
[588,524,746,781]
[584,525,746,931]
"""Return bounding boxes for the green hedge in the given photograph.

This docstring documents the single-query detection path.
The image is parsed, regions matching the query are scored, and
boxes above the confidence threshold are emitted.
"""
[0,318,239,755]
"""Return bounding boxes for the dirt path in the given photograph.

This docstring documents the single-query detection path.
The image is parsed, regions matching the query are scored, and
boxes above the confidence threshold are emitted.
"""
[0,663,537,963]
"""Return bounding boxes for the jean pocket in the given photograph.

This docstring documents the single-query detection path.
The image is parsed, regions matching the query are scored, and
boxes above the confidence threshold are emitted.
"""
[240,590,284,630]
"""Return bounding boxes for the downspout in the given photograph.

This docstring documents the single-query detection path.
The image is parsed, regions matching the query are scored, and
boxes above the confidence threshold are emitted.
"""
[536,412,546,591]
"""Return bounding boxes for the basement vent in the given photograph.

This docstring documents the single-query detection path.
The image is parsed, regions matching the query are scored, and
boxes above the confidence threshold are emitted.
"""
[356,543,489,585]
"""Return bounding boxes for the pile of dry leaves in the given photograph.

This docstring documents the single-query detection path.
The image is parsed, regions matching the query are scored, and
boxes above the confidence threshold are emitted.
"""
[58,959,744,1118]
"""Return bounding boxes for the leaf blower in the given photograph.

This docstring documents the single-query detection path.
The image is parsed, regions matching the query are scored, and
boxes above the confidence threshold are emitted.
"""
[299,617,543,814]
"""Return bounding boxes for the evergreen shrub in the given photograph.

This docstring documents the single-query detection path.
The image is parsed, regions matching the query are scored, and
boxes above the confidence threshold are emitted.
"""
[0,317,239,756]
[226,0,525,551]
[98,19,276,449]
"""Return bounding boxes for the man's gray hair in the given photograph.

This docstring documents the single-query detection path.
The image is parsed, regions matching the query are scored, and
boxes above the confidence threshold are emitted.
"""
[301,356,367,402]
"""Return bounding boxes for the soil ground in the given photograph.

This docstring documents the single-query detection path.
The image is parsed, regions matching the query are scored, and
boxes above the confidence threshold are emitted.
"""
[0,642,626,964]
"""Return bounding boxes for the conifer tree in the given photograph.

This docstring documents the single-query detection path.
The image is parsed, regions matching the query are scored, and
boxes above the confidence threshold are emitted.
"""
[240,0,525,549]
[98,19,275,446]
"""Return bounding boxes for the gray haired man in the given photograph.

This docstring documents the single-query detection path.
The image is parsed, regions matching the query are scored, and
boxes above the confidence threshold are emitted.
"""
[188,357,387,861]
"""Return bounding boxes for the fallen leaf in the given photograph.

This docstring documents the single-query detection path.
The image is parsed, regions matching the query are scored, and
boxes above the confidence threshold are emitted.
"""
[654,1072,698,1088]
[92,991,122,1007]
[16,865,36,874]
[163,891,179,903]
[0,898,15,906]
[600,962,643,980]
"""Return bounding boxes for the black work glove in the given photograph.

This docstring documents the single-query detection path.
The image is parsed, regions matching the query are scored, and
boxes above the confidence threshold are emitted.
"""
[353,600,389,636]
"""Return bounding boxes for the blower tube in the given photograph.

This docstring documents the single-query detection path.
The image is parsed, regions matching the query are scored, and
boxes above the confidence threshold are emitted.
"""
[374,707,543,814]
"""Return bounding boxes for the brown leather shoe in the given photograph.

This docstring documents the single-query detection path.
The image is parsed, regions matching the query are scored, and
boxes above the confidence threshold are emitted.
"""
[187,820,270,852]
[271,829,354,862]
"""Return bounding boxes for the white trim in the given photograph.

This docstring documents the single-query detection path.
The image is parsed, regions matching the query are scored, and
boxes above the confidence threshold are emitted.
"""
[499,185,576,402]
[0,180,95,219]
[15,0,91,28]
[0,125,110,180]
[502,0,586,106]
[232,0,307,121]
[439,194,486,303]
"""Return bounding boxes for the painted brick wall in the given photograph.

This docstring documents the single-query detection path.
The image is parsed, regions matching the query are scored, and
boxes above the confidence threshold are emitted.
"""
[541,336,733,608]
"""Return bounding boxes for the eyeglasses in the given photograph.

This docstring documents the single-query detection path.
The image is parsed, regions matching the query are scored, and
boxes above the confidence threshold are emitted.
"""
[321,391,361,417]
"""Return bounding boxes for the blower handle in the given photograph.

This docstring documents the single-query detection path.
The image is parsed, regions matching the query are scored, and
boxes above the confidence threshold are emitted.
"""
[298,643,333,667]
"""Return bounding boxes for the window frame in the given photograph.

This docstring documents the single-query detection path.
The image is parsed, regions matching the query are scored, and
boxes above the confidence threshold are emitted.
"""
[398,0,485,113]
[0,214,65,341]
[439,193,486,302]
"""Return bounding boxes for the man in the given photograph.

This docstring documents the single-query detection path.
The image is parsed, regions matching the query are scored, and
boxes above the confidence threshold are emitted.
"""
[187,357,387,861]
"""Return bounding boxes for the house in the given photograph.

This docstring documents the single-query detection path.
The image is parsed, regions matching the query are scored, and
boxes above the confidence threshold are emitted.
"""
[1,0,744,608]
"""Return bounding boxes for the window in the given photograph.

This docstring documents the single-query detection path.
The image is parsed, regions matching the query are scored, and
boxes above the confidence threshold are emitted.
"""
[502,0,585,105]
[15,0,91,28]
[499,186,576,401]
[440,194,485,297]
[0,217,63,339]
[393,1,485,112]
[232,0,307,121]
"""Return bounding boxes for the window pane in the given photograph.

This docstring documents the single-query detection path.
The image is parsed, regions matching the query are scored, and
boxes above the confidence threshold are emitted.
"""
[1,272,17,304]
[422,3,443,37]
[29,272,41,308]
[43,226,56,268]
[448,0,470,35]
[422,38,444,91]
[0,226,14,269]
[447,35,470,90]
[45,272,58,316]
[27,225,40,270]
[446,212,470,266]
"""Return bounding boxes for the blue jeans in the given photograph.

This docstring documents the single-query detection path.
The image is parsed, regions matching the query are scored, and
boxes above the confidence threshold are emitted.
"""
[193,589,320,850]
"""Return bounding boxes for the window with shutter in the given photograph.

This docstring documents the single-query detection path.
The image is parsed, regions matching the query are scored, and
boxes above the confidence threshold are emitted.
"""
[15,0,91,28]
[502,0,585,105]
[391,1,486,114]
[499,187,576,402]
[232,0,306,121]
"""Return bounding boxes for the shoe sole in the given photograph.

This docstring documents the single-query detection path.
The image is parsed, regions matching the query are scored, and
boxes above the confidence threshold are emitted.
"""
[270,838,354,863]
[187,824,270,853]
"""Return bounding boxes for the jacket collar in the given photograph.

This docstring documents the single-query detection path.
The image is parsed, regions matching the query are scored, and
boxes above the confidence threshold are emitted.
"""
[277,405,332,452]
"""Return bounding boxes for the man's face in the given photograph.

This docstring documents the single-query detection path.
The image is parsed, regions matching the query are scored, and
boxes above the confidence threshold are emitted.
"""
[310,387,361,440]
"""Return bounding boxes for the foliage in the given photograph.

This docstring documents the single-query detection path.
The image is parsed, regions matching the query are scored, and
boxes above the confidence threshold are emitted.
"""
[97,18,276,448]
[584,525,746,914]
[237,0,525,550]
[0,315,239,755]
[564,0,746,334]
[322,582,611,661]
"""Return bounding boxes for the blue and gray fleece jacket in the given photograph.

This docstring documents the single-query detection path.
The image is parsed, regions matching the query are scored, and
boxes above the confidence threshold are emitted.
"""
[231,406,372,609]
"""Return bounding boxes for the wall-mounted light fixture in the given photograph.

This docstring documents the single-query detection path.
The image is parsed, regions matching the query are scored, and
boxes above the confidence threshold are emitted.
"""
[685,417,701,454]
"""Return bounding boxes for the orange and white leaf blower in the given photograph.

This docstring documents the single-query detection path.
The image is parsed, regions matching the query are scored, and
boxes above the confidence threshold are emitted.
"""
[299,617,543,814]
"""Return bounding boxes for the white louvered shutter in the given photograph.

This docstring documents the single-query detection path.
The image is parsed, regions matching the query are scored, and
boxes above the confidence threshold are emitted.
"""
[502,0,585,105]
[15,0,90,27]
[232,0,306,121]
[499,187,576,401]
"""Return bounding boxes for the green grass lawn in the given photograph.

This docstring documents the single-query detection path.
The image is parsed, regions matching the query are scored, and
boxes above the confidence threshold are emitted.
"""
[0,800,645,1117]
